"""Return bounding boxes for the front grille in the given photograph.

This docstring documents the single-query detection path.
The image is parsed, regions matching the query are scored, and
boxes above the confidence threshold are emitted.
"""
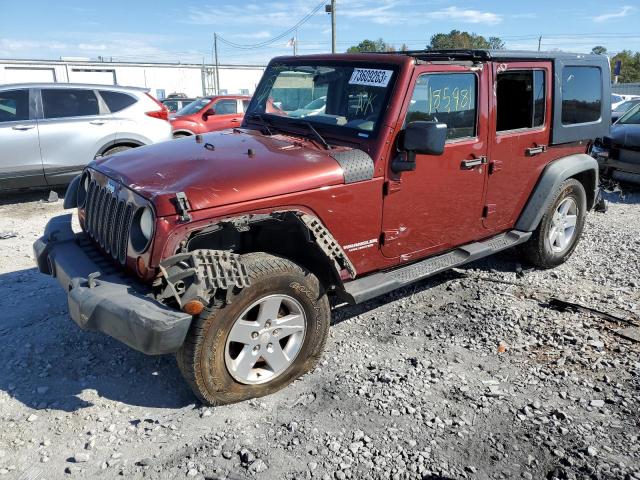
[84,180,135,264]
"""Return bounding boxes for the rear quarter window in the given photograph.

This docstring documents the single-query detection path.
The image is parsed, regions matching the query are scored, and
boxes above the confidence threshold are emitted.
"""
[100,90,137,113]
[561,66,602,125]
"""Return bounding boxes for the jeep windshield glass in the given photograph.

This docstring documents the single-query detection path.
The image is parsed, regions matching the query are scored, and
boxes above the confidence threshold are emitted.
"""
[246,62,397,137]
[176,98,210,116]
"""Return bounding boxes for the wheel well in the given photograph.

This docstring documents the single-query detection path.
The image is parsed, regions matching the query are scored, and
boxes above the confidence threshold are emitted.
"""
[173,130,194,137]
[184,215,342,292]
[570,169,596,209]
[97,140,144,158]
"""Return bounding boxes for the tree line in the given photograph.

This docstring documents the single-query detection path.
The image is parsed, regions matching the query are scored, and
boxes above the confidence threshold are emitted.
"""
[346,32,640,83]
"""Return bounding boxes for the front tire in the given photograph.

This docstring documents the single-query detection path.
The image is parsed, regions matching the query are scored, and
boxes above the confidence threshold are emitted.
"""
[521,178,587,268]
[176,253,330,406]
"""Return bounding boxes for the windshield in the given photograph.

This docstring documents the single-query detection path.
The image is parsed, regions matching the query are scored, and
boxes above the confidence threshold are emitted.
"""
[247,62,397,136]
[176,98,211,116]
[614,100,640,113]
[612,94,624,103]
[617,103,640,125]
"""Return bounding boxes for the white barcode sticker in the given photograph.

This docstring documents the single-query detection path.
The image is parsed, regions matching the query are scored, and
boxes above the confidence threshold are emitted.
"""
[349,68,393,87]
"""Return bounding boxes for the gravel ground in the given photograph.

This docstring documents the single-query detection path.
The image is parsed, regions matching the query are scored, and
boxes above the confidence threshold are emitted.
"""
[0,186,638,480]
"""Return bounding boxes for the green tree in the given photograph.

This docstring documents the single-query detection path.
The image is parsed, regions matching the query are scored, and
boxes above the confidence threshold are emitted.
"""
[610,50,640,82]
[347,38,394,53]
[427,30,505,50]
[591,45,607,55]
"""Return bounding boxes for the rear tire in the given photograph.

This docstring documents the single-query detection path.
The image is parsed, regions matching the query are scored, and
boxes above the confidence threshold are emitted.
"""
[176,253,330,406]
[173,132,190,139]
[521,178,587,269]
[100,145,132,157]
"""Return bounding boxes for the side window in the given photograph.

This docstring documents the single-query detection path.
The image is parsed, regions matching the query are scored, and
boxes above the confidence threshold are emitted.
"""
[42,89,99,119]
[214,99,238,115]
[242,100,251,112]
[100,90,137,113]
[0,89,30,123]
[496,70,545,132]
[561,66,602,125]
[406,73,477,140]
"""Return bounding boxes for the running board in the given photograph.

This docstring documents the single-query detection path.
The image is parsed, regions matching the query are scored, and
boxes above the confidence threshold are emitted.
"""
[342,230,531,304]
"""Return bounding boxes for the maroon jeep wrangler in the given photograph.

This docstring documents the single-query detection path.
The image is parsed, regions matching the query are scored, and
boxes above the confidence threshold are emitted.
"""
[35,50,611,405]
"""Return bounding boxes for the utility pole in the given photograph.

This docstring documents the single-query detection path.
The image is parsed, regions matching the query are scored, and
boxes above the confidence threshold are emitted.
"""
[326,0,336,53]
[293,30,298,56]
[213,33,220,95]
[537,35,542,52]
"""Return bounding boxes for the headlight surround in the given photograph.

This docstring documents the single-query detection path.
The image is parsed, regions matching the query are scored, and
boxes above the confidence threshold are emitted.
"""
[77,170,91,208]
[131,206,155,253]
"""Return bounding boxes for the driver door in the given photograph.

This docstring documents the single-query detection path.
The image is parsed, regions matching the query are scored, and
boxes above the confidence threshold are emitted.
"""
[381,66,490,261]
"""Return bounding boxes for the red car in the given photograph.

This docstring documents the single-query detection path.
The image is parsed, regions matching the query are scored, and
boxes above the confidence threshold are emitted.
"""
[170,95,251,138]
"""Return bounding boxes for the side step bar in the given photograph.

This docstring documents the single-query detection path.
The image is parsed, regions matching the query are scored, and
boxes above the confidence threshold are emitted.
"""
[342,230,531,304]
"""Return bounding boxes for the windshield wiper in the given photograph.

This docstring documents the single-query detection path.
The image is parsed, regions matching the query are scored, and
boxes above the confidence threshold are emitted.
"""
[246,113,273,135]
[300,121,331,150]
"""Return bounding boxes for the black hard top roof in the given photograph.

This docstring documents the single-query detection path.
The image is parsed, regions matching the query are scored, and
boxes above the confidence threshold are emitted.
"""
[382,49,602,62]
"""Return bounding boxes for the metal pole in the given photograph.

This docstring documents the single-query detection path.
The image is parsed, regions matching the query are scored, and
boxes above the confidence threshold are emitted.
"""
[214,33,220,95]
[201,58,206,96]
[331,0,336,53]
[293,31,298,56]
[537,36,542,52]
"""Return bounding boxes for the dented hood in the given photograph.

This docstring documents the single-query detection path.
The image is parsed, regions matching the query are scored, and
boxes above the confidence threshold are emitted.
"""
[92,130,346,217]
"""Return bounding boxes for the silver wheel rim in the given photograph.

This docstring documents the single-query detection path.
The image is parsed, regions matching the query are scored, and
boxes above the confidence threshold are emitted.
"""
[224,294,307,385]
[549,197,578,253]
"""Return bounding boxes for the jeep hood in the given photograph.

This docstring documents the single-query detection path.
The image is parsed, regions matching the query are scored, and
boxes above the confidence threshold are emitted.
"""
[92,130,347,217]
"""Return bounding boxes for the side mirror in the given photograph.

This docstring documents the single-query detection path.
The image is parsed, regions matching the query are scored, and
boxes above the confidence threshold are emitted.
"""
[202,108,215,119]
[392,121,447,173]
[402,121,447,155]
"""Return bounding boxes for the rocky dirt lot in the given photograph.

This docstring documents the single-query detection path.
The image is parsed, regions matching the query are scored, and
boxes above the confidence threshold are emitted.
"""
[0,186,638,480]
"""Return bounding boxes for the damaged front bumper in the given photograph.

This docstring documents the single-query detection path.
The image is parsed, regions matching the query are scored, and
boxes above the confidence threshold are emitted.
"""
[33,214,192,355]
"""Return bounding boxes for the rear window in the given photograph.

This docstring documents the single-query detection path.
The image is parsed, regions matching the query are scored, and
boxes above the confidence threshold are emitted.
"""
[561,67,602,125]
[42,88,99,119]
[100,90,137,113]
[496,70,545,132]
[0,89,29,123]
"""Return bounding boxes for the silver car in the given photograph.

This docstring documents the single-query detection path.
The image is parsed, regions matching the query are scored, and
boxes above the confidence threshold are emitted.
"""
[0,83,172,191]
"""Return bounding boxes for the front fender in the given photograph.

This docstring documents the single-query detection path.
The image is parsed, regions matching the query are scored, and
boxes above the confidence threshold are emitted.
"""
[515,153,598,232]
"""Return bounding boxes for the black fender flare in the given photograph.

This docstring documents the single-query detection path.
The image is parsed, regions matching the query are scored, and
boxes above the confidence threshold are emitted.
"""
[515,153,599,232]
[63,174,81,209]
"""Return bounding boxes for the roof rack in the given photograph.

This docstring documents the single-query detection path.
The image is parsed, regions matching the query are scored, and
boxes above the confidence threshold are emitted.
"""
[379,48,593,63]
[379,49,492,62]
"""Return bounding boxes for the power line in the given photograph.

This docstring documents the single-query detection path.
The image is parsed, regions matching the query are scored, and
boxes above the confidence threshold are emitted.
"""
[217,0,325,50]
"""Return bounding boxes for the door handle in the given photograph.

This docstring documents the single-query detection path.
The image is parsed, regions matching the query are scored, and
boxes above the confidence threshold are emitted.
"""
[89,120,106,125]
[230,119,240,123]
[12,124,35,131]
[525,145,547,156]
[461,156,487,169]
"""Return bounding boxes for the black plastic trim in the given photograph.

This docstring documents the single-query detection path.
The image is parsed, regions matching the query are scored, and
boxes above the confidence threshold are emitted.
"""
[33,214,192,355]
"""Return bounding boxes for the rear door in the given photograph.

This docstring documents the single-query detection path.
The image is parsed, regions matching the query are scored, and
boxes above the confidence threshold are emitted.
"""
[485,62,553,230]
[37,87,117,186]
[0,88,44,190]
[381,65,490,261]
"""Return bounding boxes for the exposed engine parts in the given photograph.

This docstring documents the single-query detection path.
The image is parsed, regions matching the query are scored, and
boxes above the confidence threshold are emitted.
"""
[156,249,250,309]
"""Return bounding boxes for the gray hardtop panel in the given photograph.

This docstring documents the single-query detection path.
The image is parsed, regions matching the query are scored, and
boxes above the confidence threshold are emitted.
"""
[551,56,611,145]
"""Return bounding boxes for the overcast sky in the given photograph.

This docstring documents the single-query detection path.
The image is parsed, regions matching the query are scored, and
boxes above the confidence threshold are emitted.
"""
[1,0,638,65]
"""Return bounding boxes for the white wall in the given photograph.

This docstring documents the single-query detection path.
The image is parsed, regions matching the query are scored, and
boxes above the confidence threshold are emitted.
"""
[0,60,266,98]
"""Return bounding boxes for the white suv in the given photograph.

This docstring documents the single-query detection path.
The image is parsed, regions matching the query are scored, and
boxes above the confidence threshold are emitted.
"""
[0,83,172,191]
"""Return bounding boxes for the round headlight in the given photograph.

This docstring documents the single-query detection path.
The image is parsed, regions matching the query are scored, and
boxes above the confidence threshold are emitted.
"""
[131,206,155,253]
[77,171,91,208]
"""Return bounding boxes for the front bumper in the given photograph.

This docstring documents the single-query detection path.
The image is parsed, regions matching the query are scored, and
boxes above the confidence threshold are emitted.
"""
[33,214,192,355]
